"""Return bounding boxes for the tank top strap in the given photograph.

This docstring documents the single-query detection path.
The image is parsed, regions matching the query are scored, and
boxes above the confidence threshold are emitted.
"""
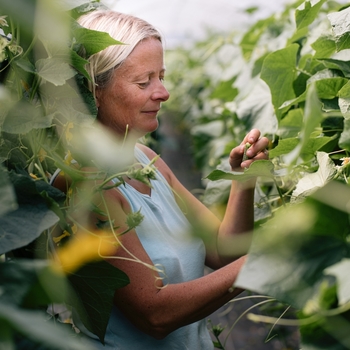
[134,146,152,164]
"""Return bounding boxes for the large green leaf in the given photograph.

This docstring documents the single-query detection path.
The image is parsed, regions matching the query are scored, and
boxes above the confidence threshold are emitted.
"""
[70,49,91,80]
[0,164,17,217]
[260,44,299,120]
[278,108,304,138]
[300,311,350,350]
[205,160,275,182]
[0,260,67,307]
[0,302,92,350]
[326,259,350,305]
[2,98,54,134]
[311,35,337,58]
[295,0,327,30]
[339,118,350,150]
[56,0,96,11]
[239,16,275,60]
[36,58,77,86]
[270,135,335,159]
[235,186,350,309]
[328,6,350,52]
[284,82,324,164]
[67,260,130,343]
[0,173,59,255]
[321,59,350,78]
[210,76,238,102]
[72,25,124,57]
[338,80,350,119]
[236,79,278,135]
[291,152,337,202]
[279,74,348,114]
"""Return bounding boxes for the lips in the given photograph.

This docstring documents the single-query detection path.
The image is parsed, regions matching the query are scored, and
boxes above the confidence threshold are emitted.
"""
[141,109,160,117]
[142,109,160,113]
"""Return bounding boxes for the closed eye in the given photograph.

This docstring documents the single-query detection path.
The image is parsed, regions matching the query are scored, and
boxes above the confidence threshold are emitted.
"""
[137,81,150,88]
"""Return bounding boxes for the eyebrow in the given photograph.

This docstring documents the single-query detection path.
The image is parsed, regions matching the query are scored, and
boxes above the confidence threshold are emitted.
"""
[133,69,166,80]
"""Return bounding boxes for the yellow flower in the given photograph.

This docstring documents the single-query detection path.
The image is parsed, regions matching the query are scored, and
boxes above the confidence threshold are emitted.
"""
[38,148,47,162]
[64,150,74,165]
[65,122,74,143]
[29,173,39,180]
[340,157,350,166]
[52,230,71,244]
[54,230,118,274]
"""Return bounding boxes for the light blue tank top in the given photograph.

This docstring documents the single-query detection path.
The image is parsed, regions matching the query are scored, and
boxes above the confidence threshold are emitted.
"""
[81,146,214,350]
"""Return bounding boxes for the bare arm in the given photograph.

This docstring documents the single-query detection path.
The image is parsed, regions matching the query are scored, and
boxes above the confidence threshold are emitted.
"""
[83,130,268,339]
[141,129,269,268]
[99,189,246,340]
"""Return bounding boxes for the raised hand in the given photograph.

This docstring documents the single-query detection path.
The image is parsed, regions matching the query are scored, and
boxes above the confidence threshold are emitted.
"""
[229,129,269,171]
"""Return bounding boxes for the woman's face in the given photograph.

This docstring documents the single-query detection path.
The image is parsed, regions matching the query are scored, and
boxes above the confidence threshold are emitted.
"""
[95,38,170,137]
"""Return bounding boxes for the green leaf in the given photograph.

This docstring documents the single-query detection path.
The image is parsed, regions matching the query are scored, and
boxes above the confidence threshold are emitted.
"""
[235,189,350,309]
[0,173,59,255]
[36,58,77,86]
[291,152,338,203]
[326,259,350,305]
[300,311,350,350]
[278,108,304,138]
[0,302,92,350]
[261,44,299,120]
[279,73,348,113]
[269,137,299,158]
[205,160,274,182]
[328,6,350,52]
[321,58,350,78]
[312,36,337,59]
[67,260,129,343]
[236,79,278,135]
[0,164,17,217]
[202,178,231,207]
[0,260,67,307]
[295,0,327,30]
[270,136,334,159]
[14,57,36,73]
[56,0,97,11]
[70,49,90,80]
[210,76,238,102]
[339,118,350,151]
[73,25,124,57]
[2,98,54,134]
[239,16,275,60]
[338,81,350,119]
[284,82,324,164]
[312,77,348,99]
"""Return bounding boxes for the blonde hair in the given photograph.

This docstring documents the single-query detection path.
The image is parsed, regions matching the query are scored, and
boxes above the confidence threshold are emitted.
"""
[78,10,162,97]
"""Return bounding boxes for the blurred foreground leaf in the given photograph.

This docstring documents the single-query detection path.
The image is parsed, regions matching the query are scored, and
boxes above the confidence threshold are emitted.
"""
[67,260,130,343]
[235,182,350,309]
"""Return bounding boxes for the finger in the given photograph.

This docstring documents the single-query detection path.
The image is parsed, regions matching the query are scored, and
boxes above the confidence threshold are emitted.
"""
[241,151,268,168]
[245,136,269,158]
[240,129,260,146]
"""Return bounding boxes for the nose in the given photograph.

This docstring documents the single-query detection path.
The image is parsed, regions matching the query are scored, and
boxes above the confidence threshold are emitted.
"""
[152,82,170,102]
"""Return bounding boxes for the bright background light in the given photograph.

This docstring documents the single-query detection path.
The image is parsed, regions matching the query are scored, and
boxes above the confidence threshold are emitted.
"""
[107,0,291,48]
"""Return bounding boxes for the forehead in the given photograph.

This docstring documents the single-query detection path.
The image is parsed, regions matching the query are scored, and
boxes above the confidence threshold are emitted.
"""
[119,38,165,75]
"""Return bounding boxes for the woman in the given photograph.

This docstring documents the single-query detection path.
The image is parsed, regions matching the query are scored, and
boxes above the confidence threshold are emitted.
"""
[75,9,269,349]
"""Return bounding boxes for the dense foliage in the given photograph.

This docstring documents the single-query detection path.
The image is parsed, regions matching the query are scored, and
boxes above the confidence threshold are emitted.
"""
[1,0,350,348]
[164,0,350,348]
[0,0,151,348]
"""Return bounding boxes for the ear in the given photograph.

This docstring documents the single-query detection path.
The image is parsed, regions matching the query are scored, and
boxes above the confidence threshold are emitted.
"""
[95,88,101,108]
